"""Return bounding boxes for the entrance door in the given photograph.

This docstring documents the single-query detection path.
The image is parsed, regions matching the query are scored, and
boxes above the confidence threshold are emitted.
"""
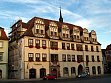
[40,68,46,78]
[29,68,36,79]
[78,65,83,75]
[51,68,57,76]
[0,70,2,79]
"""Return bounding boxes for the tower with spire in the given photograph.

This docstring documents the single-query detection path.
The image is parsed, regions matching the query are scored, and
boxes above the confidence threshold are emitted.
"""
[59,7,63,22]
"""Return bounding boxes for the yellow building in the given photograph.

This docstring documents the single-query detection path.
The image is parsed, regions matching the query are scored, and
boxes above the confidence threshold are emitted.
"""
[9,11,103,79]
[0,27,8,79]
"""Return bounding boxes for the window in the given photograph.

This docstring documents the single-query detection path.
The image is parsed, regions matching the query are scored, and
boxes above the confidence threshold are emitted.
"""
[50,41,58,50]
[36,29,39,33]
[51,54,58,62]
[42,40,46,49]
[77,55,83,63]
[42,53,47,61]
[71,44,74,50]
[41,30,44,34]
[74,35,76,39]
[76,44,83,51]
[71,67,76,74]
[63,34,65,38]
[97,66,101,74]
[35,53,40,61]
[72,55,75,62]
[86,55,89,62]
[54,32,57,36]
[96,46,99,52]
[67,54,71,62]
[28,53,34,62]
[0,53,3,61]
[92,66,96,74]
[67,43,70,50]
[77,36,79,39]
[35,39,40,48]
[62,43,65,49]
[97,56,100,62]
[85,45,88,51]
[0,42,3,48]
[51,31,53,36]
[66,34,68,38]
[62,54,66,62]
[28,39,33,48]
[63,67,69,74]
[91,46,94,51]
[92,56,95,62]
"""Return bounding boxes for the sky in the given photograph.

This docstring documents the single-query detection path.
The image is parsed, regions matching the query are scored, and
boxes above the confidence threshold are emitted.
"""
[0,0,111,49]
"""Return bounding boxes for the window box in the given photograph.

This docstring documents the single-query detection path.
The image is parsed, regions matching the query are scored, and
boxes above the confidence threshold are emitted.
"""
[67,48,70,50]
[29,45,33,48]
[71,48,75,50]
[42,46,46,49]
[77,61,80,63]
[35,46,40,49]
[51,47,54,50]
[55,47,58,50]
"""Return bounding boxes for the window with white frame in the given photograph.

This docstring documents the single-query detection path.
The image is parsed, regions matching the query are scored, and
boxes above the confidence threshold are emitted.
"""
[62,54,66,62]
[42,53,47,61]
[35,53,40,61]
[67,54,71,62]
[28,53,34,62]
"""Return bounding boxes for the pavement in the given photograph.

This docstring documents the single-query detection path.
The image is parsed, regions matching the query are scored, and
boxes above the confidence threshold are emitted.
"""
[0,74,111,82]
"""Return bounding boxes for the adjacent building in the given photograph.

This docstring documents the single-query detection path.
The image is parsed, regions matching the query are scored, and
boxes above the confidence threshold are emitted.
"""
[105,44,111,73]
[0,27,8,79]
[8,11,104,79]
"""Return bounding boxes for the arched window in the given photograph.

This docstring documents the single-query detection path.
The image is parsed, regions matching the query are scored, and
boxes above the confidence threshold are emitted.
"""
[97,66,101,74]
[0,70,2,79]
[92,66,96,74]
[63,67,69,74]
[71,67,76,74]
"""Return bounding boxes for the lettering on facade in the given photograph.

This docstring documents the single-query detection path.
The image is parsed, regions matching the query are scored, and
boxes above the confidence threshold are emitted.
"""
[34,63,42,65]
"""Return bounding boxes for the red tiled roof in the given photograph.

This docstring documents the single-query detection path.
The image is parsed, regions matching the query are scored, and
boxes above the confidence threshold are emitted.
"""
[0,27,8,40]
[23,16,83,36]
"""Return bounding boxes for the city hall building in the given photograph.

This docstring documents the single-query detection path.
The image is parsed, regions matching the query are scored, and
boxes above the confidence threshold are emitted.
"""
[8,10,103,79]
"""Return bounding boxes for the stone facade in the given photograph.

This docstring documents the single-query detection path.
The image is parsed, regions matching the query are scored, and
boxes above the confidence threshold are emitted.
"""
[8,17,104,79]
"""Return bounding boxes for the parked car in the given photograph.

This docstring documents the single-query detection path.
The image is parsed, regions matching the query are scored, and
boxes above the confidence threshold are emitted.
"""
[43,74,57,80]
[77,72,88,78]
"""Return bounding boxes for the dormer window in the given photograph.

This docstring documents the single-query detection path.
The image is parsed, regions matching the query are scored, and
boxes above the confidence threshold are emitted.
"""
[34,19,45,36]
[62,25,70,39]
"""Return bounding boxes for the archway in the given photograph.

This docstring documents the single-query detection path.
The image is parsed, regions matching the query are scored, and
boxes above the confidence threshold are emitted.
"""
[29,68,36,79]
[0,70,2,79]
[97,66,101,74]
[92,66,96,74]
[51,68,57,76]
[40,68,46,78]
[78,65,83,75]
[63,67,69,77]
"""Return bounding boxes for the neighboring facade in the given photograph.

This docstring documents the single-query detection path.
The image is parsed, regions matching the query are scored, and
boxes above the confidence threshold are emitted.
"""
[0,27,8,79]
[102,49,107,74]
[9,12,103,79]
[105,44,111,73]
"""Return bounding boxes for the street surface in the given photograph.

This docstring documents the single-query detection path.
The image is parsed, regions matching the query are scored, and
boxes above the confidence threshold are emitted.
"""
[0,75,111,83]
